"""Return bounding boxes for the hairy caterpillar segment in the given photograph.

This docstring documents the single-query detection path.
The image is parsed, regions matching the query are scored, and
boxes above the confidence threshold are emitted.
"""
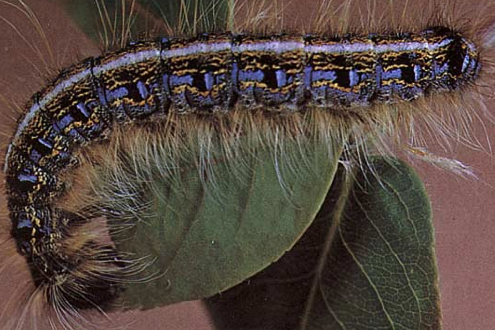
[96,41,166,122]
[166,34,233,112]
[4,28,481,310]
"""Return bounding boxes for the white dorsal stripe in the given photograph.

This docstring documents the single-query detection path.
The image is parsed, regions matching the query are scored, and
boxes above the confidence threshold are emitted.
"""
[7,35,456,165]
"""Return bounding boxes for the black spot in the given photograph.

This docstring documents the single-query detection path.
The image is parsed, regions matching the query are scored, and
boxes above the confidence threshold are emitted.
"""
[446,37,467,78]
[335,69,350,88]
[396,53,415,83]
[262,69,278,89]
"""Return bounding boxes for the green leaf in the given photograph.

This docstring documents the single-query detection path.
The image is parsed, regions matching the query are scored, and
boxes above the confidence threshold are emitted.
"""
[205,157,441,330]
[99,137,342,309]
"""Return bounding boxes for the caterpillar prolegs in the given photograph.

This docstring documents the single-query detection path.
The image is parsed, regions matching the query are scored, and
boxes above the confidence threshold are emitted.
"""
[2,0,495,328]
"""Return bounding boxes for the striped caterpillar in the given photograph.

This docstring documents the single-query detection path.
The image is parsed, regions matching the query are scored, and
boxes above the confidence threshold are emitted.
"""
[1,0,495,329]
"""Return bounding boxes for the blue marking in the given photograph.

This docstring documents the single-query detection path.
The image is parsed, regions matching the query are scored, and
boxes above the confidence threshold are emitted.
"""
[86,122,103,136]
[275,70,287,87]
[204,72,214,90]
[150,81,159,89]
[360,72,372,81]
[376,64,383,88]
[215,73,226,84]
[17,218,33,229]
[29,150,41,163]
[239,70,264,82]
[86,100,100,114]
[433,63,449,77]
[382,68,402,80]
[106,87,129,102]
[311,70,336,82]
[56,114,74,129]
[172,91,189,108]
[18,173,37,183]
[232,62,239,87]
[76,102,90,118]
[414,65,421,81]
[441,63,449,73]
[137,81,149,99]
[304,66,312,89]
[52,123,61,133]
[59,151,70,160]
[96,87,108,105]
[66,128,85,140]
[162,74,170,95]
[38,138,53,150]
[468,59,478,73]
[169,75,194,86]
[349,69,359,87]
[462,54,470,72]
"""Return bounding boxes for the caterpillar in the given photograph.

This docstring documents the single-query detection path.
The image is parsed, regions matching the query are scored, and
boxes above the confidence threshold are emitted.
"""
[6,24,481,309]
[1,0,495,329]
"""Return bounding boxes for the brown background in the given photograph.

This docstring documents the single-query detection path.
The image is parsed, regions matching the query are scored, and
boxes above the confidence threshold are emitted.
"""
[0,0,494,329]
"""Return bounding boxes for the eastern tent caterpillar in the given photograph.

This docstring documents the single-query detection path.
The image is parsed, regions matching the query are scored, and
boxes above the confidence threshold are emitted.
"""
[1,0,495,329]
